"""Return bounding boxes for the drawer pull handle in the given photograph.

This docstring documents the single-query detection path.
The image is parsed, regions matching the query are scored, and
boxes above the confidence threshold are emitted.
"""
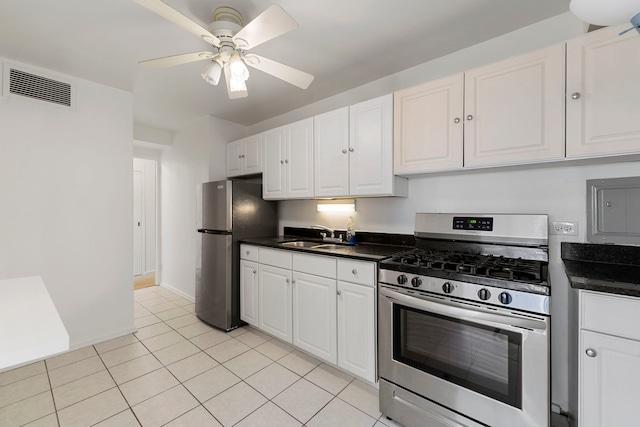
[246,251,250,255]
[585,348,597,358]
[253,270,256,274]
[352,269,357,275]
[286,279,290,284]
[337,290,342,295]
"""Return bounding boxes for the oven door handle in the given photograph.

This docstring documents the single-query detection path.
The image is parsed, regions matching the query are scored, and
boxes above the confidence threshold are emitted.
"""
[379,285,548,333]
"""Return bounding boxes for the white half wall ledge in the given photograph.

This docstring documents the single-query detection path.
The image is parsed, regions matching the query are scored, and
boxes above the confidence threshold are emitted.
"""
[0,276,69,372]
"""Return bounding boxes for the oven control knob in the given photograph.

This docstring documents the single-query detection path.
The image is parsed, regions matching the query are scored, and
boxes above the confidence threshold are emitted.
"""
[478,288,491,301]
[499,292,513,305]
[442,282,453,294]
[397,274,408,285]
[411,277,422,288]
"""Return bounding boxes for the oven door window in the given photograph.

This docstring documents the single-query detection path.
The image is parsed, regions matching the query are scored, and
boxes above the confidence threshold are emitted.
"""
[393,304,522,408]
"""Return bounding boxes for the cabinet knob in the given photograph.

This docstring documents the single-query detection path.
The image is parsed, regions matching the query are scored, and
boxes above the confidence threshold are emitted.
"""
[292,279,296,284]
[342,149,347,154]
[454,117,461,123]
[349,147,354,152]
[571,92,581,100]
[286,278,290,284]
[337,290,342,295]
[245,250,250,255]
[285,159,289,164]
[280,160,284,164]
[253,269,256,274]
[466,114,473,121]
[238,155,242,159]
[585,348,597,358]
[352,269,357,275]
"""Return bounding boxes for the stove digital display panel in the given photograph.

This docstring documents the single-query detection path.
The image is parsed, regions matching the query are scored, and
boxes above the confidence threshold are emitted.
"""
[453,216,493,231]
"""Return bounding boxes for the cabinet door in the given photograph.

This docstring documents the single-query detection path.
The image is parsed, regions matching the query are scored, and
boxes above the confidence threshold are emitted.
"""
[349,94,394,196]
[314,107,350,197]
[226,139,243,178]
[292,272,337,363]
[464,44,565,167]
[394,74,464,174]
[262,127,286,199]
[258,264,292,343]
[567,25,640,158]
[580,330,640,427]
[243,133,262,175]
[240,260,259,327]
[285,118,314,199]
[337,281,376,382]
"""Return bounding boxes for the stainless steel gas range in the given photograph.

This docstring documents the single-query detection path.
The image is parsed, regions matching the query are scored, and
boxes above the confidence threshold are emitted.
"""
[378,213,550,427]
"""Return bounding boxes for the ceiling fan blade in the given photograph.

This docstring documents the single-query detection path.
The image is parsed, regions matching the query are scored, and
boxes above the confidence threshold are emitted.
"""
[245,54,314,89]
[139,51,214,68]
[232,5,297,50]
[223,64,248,99]
[133,0,221,47]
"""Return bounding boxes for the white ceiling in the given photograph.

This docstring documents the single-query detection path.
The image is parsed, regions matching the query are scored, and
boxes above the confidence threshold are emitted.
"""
[0,0,570,130]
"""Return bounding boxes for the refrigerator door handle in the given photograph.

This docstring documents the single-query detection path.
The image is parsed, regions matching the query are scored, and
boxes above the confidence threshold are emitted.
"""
[197,229,232,235]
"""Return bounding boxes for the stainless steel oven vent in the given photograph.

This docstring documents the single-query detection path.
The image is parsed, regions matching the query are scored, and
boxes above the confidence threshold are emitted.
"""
[8,68,72,107]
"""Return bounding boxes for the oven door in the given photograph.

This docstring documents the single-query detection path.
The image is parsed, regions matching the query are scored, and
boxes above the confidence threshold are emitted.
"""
[378,284,550,427]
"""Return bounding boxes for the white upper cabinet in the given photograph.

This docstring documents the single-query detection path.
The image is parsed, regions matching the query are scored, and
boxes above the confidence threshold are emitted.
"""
[394,73,464,174]
[285,118,314,199]
[314,107,350,197]
[313,95,407,198]
[463,43,566,167]
[226,134,262,178]
[566,25,640,158]
[349,94,408,197]
[262,118,314,200]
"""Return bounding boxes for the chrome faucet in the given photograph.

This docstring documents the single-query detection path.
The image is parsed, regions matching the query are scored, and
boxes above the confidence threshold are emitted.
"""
[311,225,343,242]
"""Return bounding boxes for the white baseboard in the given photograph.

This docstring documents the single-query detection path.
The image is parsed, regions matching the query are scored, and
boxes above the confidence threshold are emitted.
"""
[1,325,138,373]
[159,282,195,303]
[69,326,138,351]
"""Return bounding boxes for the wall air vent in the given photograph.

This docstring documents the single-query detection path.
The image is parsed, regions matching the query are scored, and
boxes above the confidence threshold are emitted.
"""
[2,63,74,109]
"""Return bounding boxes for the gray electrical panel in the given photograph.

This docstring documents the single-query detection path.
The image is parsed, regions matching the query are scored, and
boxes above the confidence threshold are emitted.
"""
[587,176,640,245]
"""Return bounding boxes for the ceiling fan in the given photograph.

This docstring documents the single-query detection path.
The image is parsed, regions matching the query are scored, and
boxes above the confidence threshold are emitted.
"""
[133,0,314,99]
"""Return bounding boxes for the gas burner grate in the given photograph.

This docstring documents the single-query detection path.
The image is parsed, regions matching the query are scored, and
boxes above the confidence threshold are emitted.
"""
[387,248,543,284]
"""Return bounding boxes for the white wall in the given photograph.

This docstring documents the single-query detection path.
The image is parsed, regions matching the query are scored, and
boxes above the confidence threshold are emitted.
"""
[0,59,135,349]
[160,116,245,299]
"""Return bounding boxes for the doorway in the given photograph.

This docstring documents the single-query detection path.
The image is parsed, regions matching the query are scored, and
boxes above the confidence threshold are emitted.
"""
[133,158,157,290]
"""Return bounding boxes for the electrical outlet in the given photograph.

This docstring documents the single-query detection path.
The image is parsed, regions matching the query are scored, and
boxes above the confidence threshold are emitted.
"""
[551,221,578,235]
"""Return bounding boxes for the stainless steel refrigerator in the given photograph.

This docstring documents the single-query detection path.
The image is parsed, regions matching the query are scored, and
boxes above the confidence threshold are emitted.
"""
[196,180,277,331]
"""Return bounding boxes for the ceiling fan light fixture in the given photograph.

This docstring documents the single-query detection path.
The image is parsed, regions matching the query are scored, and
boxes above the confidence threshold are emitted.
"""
[229,54,249,81]
[201,59,222,85]
[229,76,247,92]
[570,0,640,26]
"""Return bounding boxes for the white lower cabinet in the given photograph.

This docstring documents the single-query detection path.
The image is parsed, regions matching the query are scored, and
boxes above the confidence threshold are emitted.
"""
[579,290,640,427]
[245,247,377,382]
[337,280,376,381]
[293,271,337,363]
[239,260,259,327]
[258,264,293,343]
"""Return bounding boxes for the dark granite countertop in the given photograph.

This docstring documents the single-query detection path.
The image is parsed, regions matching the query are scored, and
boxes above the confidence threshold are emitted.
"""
[561,242,640,297]
[241,227,413,262]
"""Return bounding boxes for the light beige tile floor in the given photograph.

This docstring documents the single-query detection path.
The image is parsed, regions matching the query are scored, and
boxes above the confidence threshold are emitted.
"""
[0,285,392,427]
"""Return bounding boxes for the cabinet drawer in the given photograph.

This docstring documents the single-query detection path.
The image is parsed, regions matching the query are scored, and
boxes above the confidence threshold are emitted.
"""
[337,259,376,287]
[240,244,259,262]
[293,253,336,279]
[258,247,292,269]
[581,291,640,341]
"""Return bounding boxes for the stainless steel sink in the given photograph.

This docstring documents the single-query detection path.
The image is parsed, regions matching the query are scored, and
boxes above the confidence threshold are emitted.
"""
[279,241,319,248]
[311,244,343,250]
